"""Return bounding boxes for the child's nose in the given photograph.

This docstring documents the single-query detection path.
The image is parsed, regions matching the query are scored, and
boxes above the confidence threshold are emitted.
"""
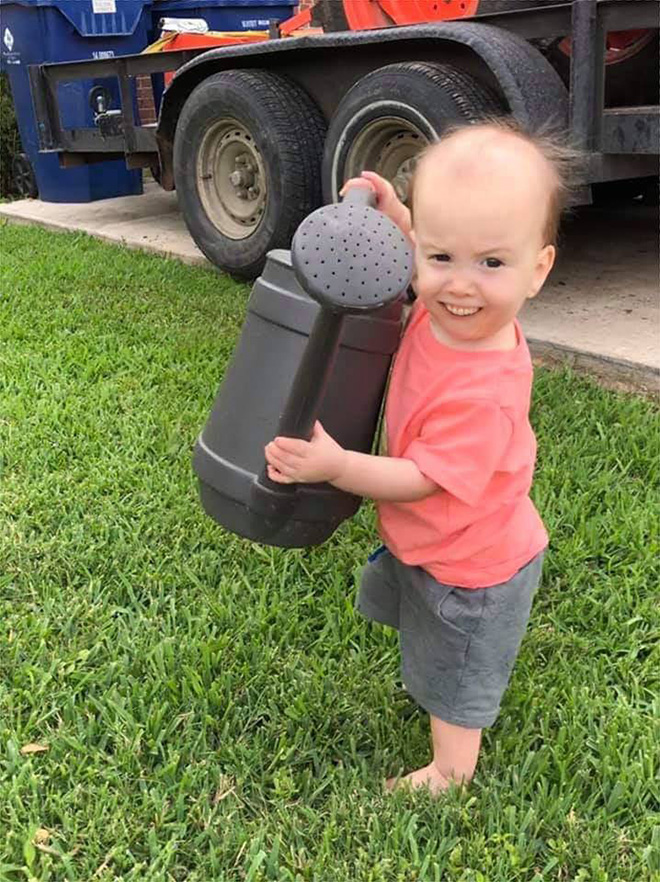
[444,269,476,296]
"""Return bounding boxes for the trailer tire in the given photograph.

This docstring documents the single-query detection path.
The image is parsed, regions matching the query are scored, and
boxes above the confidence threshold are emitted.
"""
[322,62,504,205]
[174,69,326,280]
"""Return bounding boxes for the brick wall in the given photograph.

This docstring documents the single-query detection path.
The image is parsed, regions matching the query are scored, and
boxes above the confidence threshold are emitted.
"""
[136,75,157,125]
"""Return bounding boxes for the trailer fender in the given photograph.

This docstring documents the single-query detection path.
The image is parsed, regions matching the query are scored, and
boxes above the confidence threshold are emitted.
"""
[156,22,568,189]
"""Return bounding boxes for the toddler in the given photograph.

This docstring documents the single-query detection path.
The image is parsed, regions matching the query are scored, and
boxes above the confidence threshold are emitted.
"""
[265,119,577,795]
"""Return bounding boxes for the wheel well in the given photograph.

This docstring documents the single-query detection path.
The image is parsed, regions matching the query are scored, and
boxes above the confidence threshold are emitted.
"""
[158,40,502,136]
[157,25,567,188]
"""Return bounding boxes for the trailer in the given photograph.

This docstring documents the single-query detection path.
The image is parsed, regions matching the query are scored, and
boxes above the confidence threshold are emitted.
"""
[26,0,659,279]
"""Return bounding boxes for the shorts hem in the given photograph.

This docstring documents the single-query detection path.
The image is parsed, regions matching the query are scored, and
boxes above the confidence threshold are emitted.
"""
[406,688,499,729]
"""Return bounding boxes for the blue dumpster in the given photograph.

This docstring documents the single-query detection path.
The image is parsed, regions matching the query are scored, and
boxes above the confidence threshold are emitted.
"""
[152,0,297,34]
[0,0,151,202]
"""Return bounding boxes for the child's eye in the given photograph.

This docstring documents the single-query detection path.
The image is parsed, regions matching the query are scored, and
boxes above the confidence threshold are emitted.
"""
[431,253,451,262]
[484,257,504,268]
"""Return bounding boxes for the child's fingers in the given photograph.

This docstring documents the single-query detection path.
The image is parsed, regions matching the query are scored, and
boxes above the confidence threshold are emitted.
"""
[272,436,312,455]
[267,465,295,484]
[339,178,375,199]
[360,171,391,198]
[360,170,386,186]
[265,447,296,473]
[265,440,296,462]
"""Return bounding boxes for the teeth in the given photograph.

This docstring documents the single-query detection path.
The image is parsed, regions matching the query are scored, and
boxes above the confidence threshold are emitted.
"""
[443,303,481,316]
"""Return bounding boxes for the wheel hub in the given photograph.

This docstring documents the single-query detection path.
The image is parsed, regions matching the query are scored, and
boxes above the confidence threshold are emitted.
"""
[197,121,267,239]
[343,117,431,205]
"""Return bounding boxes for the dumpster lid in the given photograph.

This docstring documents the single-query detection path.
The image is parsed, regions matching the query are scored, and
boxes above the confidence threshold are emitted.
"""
[0,0,151,37]
[155,0,295,9]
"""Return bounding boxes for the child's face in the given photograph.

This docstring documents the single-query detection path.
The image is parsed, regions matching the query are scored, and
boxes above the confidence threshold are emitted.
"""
[411,133,556,350]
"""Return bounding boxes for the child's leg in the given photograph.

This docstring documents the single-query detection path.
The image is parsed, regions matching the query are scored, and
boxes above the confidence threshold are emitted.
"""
[387,717,481,794]
[431,716,482,783]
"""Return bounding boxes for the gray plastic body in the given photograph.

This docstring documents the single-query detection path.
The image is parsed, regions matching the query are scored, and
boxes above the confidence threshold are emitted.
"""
[193,250,403,547]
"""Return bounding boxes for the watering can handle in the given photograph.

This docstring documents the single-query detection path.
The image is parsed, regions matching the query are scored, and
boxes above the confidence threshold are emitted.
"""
[342,184,377,209]
[264,187,378,443]
[249,184,381,525]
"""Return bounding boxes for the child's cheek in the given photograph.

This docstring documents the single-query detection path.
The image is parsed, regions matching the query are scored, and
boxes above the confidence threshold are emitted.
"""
[481,270,510,304]
[413,263,435,292]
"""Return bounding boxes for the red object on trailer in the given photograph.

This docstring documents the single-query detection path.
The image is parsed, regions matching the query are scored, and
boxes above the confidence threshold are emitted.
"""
[339,0,478,30]
[278,5,321,36]
[147,8,322,87]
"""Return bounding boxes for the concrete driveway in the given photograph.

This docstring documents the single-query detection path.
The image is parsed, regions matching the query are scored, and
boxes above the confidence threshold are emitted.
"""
[2,183,658,394]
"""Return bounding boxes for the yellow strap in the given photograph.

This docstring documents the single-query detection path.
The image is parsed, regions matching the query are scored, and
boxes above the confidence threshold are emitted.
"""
[142,33,178,53]
[142,29,268,53]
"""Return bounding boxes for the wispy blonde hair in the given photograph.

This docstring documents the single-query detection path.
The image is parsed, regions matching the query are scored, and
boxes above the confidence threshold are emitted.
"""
[411,116,585,246]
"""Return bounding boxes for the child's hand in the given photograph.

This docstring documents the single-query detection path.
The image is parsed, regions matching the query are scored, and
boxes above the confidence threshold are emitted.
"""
[340,171,412,238]
[340,171,397,212]
[265,421,346,485]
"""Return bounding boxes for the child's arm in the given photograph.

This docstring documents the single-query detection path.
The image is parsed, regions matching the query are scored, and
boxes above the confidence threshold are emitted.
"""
[340,172,413,241]
[265,421,437,503]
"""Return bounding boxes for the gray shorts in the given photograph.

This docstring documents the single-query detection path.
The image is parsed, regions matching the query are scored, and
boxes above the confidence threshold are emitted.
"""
[357,547,545,729]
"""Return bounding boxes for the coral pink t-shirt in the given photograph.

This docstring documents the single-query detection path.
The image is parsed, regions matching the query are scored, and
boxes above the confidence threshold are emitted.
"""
[377,303,548,589]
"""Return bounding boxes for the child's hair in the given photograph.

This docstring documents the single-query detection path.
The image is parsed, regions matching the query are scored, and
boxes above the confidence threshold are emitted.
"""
[410,116,585,246]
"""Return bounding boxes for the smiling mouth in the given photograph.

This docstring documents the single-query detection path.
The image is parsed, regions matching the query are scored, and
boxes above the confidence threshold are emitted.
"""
[441,303,482,317]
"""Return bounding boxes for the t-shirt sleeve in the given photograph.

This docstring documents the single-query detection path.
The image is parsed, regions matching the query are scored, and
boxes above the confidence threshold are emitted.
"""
[403,398,513,506]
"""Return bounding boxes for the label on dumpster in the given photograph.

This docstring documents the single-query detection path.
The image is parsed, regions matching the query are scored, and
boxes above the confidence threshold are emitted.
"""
[93,0,117,13]
[2,27,20,64]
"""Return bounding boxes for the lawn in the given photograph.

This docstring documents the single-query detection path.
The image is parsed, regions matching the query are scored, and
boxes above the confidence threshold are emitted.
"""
[1,223,658,882]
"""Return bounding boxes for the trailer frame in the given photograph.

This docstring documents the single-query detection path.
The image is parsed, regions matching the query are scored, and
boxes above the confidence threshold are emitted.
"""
[26,0,659,186]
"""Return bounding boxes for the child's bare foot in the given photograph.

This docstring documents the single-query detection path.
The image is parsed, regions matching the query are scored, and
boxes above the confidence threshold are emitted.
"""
[385,762,451,797]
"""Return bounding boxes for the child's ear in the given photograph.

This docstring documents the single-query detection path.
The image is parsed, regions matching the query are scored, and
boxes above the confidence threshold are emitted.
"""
[529,244,556,299]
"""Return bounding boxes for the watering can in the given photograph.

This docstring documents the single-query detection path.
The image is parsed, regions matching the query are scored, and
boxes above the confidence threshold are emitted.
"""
[193,188,414,547]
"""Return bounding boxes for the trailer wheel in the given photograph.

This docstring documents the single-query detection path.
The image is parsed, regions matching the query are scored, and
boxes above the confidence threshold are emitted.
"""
[174,69,325,280]
[322,62,504,205]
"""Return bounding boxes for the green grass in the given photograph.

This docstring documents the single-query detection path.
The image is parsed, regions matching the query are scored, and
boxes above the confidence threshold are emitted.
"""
[1,223,658,882]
